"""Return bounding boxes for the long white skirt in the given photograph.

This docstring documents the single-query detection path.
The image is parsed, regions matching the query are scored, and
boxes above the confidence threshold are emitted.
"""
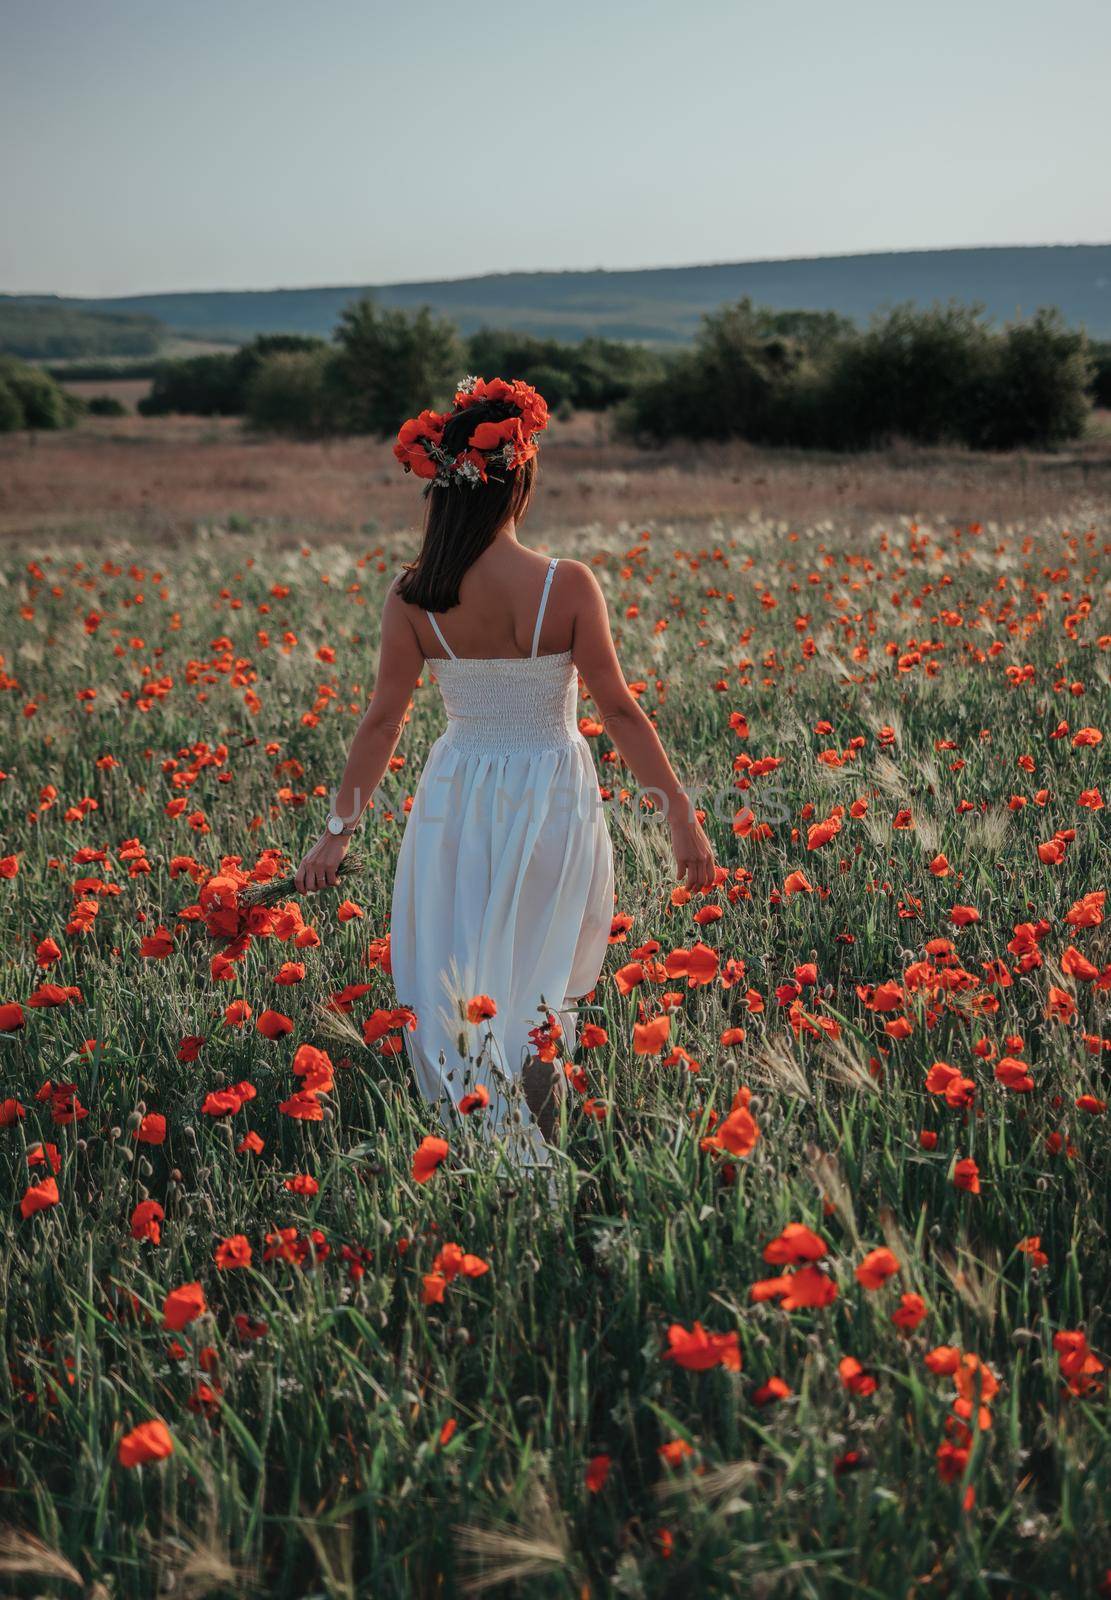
[390,733,613,1164]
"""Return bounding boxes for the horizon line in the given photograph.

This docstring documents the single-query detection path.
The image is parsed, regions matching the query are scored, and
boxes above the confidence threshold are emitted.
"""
[5,238,1110,305]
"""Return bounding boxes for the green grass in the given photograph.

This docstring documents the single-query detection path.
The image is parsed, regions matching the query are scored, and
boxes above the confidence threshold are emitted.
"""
[0,516,1107,1597]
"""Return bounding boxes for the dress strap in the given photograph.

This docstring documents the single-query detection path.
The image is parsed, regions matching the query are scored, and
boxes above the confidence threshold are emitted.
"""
[425,612,456,660]
[530,558,559,659]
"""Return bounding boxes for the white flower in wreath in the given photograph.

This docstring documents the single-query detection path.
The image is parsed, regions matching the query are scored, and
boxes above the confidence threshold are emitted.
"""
[455,458,484,487]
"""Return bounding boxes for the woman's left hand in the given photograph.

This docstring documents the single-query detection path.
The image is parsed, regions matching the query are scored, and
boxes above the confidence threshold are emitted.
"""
[294,830,351,894]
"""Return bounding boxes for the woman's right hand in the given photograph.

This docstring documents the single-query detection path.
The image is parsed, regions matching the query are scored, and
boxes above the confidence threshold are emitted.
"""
[294,829,351,895]
[670,811,717,892]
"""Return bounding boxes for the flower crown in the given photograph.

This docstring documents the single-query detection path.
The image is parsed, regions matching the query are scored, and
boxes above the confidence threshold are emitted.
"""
[393,375,550,490]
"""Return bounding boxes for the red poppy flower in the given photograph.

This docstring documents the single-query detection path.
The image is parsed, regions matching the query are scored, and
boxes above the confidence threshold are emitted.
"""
[855,1248,900,1290]
[662,1321,741,1372]
[752,1376,792,1405]
[256,1009,293,1040]
[839,1356,878,1396]
[1053,1329,1104,1396]
[285,1173,319,1195]
[995,1056,1034,1092]
[20,1177,60,1219]
[633,1015,671,1055]
[215,1235,252,1269]
[949,905,980,927]
[140,927,174,959]
[162,1282,206,1332]
[953,1158,981,1193]
[412,1135,449,1184]
[777,1265,839,1310]
[892,1293,927,1331]
[422,1272,448,1305]
[130,1200,164,1243]
[118,1419,173,1467]
[279,1090,323,1121]
[763,1224,828,1266]
[26,983,82,1009]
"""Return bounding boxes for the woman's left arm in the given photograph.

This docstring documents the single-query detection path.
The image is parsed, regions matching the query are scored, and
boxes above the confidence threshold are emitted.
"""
[294,584,424,894]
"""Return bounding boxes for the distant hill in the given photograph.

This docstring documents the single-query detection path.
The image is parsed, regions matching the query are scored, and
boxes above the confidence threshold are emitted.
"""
[0,299,164,360]
[9,245,1111,347]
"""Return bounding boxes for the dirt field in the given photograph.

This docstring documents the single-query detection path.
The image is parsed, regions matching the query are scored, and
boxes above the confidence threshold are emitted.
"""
[3,409,1111,547]
[58,377,154,412]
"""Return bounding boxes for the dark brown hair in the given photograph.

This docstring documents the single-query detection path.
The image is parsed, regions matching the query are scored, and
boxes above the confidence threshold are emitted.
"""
[396,398,537,612]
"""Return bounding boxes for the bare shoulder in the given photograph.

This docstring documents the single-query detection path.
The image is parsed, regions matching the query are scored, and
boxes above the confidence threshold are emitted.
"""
[383,574,407,615]
[555,558,606,604]
[382,574,423,639]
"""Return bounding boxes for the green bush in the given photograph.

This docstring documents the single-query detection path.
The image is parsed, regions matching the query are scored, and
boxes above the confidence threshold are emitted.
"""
[1090,341,1111,408]
[620,348,705,442]
[245,349,337,435]
[326,298,462,436]
[980,310,1092,448]
[0,357,73,429]
[627,300,812,444]
[84,394,128,417]
[628,300,1092,452]
[466,328,665,410]
[0,376,24,432]
[228,335,328,401]
[139,336,327,418]
[139,353,240,417]
[817,303,999,449]
[572,338,666,408]
[466,329,561,390]
[518,362,577,411]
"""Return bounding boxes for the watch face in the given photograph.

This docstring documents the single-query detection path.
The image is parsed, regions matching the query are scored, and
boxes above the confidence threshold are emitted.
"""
[327,815,344,835]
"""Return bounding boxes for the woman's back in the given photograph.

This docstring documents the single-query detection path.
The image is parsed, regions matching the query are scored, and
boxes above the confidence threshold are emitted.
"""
[413,555,579,756]
[404,540,575,662]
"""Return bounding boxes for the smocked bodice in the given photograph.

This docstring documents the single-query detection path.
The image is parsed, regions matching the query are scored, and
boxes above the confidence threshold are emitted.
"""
[430,650,581,753]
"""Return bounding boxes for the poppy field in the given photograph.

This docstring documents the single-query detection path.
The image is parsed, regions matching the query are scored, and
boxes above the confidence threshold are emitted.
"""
[0,513,1108,1597]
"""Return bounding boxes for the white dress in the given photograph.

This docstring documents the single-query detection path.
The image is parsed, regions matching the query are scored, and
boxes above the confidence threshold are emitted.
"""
[390,559,614,1166]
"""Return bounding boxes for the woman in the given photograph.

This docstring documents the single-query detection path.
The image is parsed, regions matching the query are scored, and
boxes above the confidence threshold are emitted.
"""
[295,376,716,1165]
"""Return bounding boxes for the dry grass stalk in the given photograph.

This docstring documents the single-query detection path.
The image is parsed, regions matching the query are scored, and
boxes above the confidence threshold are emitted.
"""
[806,1145,860,1247]
[936,1242,1002,1328]
[749,1035,814,1101]
[0,1526,83,1585]
[454,1479,576,1595]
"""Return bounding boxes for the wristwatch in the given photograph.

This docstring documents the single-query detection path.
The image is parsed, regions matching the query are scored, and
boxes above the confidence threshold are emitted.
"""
[325,813,356,837]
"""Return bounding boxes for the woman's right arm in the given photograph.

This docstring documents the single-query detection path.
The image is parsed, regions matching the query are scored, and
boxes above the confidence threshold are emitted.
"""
[294,583,423,894]
[566,562,716,892]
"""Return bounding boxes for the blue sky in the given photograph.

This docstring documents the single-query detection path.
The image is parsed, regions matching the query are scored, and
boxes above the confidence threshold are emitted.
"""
[2,0,1109,297]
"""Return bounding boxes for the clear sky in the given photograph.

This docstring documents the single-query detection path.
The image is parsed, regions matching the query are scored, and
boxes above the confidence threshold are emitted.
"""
[3,0,1109,298]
